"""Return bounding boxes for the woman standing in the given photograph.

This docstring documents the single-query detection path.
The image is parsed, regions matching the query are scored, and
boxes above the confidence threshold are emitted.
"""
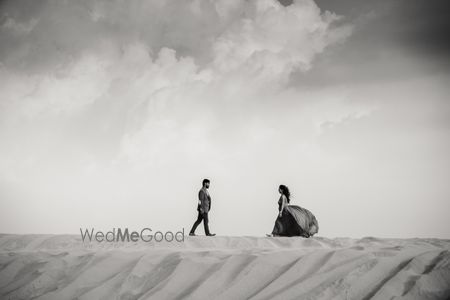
[268,185,319,237]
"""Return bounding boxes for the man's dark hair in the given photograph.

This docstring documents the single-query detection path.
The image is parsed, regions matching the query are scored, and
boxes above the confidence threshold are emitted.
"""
[202,179,210,186]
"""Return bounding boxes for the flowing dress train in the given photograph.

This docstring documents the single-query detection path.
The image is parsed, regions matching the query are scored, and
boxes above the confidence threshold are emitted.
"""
[272,205,319,237]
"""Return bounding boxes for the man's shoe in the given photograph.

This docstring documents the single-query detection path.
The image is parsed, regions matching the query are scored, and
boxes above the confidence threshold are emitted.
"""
[206,233,216,236]
[189,232,196,236]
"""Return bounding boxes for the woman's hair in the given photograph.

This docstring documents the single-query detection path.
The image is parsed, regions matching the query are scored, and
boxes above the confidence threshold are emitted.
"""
[279,185,291,203]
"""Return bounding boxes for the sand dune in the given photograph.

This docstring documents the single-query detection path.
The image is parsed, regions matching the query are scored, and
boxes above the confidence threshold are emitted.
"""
[0,234,449,300]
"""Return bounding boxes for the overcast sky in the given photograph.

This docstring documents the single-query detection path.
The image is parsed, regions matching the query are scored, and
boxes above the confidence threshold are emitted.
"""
[1,0,449,238]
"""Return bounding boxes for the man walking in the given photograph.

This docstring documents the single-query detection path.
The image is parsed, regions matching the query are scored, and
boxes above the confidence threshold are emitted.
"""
[189,179,216,236]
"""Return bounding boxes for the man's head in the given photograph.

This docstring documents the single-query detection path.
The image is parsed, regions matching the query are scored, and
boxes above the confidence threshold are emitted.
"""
[202,178,210,188]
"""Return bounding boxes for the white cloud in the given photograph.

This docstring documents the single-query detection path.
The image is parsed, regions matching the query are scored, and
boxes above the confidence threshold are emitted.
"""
[1,0,354,161]
[0,0,358,235]
[3,0,448,238]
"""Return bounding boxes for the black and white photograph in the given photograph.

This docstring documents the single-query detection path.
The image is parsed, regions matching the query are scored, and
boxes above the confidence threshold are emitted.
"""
[0,0,449,299]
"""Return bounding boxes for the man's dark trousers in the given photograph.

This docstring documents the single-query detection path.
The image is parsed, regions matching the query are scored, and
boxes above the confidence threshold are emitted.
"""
[190,211,210,235]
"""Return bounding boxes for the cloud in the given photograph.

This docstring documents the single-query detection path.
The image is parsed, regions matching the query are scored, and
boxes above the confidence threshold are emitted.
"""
[1,0,449,238]
[0,0,378,235]
[0,0,354,155]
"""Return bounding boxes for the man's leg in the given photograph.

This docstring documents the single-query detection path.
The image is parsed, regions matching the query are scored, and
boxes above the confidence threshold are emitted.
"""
[189,211,203,235]
[202,212,210,235]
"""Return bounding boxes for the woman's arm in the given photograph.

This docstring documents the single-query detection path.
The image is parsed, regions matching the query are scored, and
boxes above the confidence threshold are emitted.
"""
[279,195,287,217]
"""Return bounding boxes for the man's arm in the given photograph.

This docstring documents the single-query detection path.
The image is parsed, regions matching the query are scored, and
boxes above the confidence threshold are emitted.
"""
[199,190,208,214]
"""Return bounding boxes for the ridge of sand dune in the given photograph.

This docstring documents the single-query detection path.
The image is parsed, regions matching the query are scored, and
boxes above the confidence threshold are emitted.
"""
[0,234,449,299]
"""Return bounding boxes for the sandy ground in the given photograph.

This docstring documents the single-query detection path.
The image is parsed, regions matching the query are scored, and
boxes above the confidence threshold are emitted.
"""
[0,234,449,300]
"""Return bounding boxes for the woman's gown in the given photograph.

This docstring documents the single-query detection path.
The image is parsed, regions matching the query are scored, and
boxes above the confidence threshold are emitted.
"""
[271,197,319,237]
